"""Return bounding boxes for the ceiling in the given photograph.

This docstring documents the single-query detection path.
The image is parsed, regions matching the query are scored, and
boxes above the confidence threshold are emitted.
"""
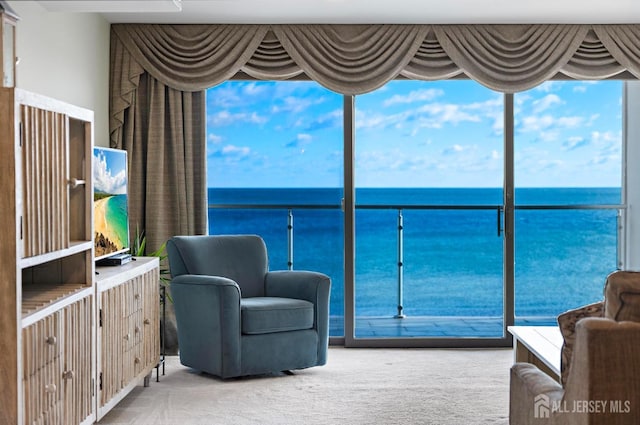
[38,0,640,25]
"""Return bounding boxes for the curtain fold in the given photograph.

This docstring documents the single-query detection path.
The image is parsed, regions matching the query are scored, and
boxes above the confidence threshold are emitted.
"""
[117,73,207,251]
[112,24,268,91]
[272,25,429,94]
[561,29,626,79]
[109,23,640,248]
[400,29,465,81]
[110,29,145,148]
[242,30,304,80]
[593,25,640,79]
[433,25,590,92]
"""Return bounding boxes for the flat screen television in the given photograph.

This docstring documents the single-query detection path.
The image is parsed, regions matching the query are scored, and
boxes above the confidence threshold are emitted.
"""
[93,147,130,261]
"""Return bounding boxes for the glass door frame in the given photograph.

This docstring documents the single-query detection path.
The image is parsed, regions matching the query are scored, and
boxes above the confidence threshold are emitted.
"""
[338,94,516,348]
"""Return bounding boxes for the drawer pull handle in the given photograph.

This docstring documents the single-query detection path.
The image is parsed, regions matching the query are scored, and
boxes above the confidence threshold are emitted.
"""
[135,326,141,334]
[68,178,86,188]
[45,384,56,393]
[62,370,74,380]
[134,357,141,364]
[143,318,151,325]
[46,336,57,345]
[134,293,140,300]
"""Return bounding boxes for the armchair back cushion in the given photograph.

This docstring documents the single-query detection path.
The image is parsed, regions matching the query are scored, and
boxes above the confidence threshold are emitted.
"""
[167,234,268,298]
[604,270,640,322]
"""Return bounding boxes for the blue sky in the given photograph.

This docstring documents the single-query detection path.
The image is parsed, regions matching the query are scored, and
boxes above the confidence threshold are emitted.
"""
[206,79,622,188]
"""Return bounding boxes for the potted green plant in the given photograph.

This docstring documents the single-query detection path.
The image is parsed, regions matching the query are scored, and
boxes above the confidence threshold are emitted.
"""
[131,227,178,355]
[131,226,171,302]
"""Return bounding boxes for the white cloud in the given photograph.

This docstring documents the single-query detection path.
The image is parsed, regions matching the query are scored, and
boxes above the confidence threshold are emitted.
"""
[208,133,223,144]
[519,114,584,133]
[588,154,618,166]
[208,85,244,108]
[304,109,343,132]
[537,159,564,170]
[355,109,402,130]
[222,145,251,156]
[563,136,587,151]
[442,144,465,155]
[532,94,563,114]
[209,144,252,164]
[272,96,326,115]
[572,81,598,93]
[356,149,437,172]
[555,116,584,128]
[535,81,561,93]
[590,130,618,144]
[243,82,268,96]
[209,110,268,126]
[418,103,482,126]
[519,115,555,132]
[383,88,444,106]
[358,94,502,136]
[93,151,127,194]
[285,133,313,149]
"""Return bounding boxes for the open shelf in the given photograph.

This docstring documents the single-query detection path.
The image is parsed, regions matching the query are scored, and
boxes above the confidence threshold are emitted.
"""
[19,240,92,268]
[21,284,90,322]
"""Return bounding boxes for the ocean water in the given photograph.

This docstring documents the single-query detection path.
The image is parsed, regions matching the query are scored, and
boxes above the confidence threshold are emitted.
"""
[208,188,621,328]
[105,194,130,249]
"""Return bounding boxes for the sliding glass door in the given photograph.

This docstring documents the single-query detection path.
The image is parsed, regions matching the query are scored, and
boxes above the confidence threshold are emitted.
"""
[205,79,625,347]
[513,81,623,325]
[352,81,505,340]
[205,81,346,336]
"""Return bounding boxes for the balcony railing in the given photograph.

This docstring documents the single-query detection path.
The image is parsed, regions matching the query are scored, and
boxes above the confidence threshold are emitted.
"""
[209,201,625,319]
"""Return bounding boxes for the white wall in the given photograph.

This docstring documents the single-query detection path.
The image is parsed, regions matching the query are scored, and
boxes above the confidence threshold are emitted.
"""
[7,1,110,147]
[624,81,640,270]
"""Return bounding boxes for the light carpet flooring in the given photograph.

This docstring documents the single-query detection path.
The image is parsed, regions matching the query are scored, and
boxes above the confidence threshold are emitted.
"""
[99,348,512,425]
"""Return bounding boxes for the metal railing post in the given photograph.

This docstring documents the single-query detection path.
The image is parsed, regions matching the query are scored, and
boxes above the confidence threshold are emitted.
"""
[287,209,294,270]
[395,209,406,318]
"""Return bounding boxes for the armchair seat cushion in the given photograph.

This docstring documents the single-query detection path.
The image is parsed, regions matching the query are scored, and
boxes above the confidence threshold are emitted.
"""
[241,297,314,335]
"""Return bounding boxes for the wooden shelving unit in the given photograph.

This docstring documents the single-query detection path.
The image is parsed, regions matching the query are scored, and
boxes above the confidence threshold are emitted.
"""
[0,87,161,425]
[0,88,95,425]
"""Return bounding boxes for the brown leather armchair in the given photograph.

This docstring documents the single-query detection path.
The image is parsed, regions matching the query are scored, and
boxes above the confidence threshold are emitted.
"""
[510,270,640,424]
[510,318,640,425]
[557,270,640,386]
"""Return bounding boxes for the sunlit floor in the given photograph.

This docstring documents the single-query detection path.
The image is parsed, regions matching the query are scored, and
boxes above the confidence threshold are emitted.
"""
[330,315,557,337]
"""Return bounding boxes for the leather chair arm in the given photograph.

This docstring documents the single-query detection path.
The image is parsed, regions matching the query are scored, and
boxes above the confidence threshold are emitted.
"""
[510,363,564,425]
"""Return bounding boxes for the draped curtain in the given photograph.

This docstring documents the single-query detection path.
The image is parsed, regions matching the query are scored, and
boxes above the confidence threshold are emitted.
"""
[109,23,640,250]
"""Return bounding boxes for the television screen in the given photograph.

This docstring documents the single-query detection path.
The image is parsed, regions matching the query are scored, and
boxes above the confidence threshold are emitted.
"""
[93,147,130,261]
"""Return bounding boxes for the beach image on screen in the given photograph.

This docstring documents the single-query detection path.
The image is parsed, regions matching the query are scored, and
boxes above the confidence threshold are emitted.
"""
[93,147,129,258]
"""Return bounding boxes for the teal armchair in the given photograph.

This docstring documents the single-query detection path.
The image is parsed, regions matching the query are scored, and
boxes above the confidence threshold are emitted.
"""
[166,234,331,379]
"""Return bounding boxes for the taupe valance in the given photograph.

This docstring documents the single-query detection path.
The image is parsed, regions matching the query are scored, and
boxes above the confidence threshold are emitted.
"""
[109,23,640,253]
[110,23,640,148]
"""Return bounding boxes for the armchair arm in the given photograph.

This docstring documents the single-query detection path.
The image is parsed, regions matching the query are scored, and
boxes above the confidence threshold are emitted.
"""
[170,274,242,378]
[265,270,331,304]
[510,363,564,425]
[265,270,331,365]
